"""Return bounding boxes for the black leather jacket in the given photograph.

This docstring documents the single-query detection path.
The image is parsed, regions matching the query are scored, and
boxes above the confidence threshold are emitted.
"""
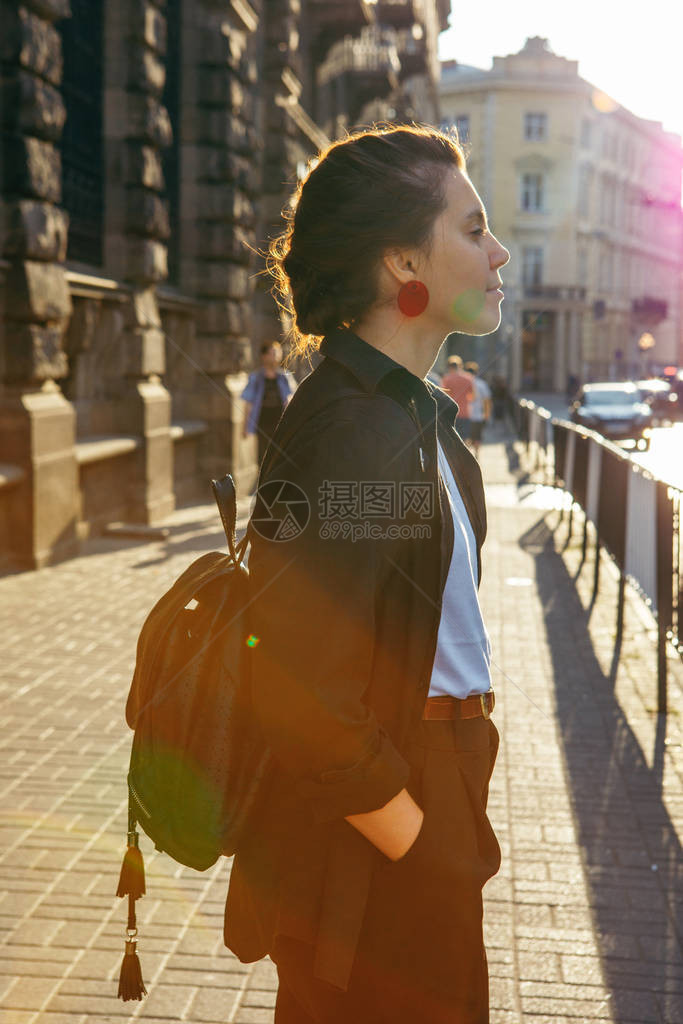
[225,327,488,988]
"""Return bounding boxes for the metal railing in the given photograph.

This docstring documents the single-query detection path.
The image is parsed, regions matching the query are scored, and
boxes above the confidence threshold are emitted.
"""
[514,399,682,713]
[317,26,401,85]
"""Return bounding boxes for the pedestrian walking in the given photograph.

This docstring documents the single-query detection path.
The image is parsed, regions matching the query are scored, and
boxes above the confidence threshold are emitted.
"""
[464,361,492,458]
[441,354,474,440]
[224,124,510,1023]
[491,375,508,420]
[241,341,296,465]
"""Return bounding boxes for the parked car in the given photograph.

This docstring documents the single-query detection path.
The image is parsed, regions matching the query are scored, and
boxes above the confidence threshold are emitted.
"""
[570,382,653,449]
[636,379,680,423]
[672,374,683,408]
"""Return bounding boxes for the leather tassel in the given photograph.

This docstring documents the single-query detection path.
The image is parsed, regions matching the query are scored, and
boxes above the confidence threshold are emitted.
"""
[117,939,147,1001]
[116,830,146,899]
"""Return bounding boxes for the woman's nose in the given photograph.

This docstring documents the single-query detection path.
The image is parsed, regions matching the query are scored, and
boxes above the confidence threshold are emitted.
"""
[491,238,510,269]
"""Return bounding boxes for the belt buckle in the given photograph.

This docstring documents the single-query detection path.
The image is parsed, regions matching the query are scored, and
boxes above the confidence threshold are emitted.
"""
[480,692,491,720]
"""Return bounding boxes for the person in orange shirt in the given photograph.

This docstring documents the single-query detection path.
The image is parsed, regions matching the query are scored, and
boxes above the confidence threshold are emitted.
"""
[441,355,474,441]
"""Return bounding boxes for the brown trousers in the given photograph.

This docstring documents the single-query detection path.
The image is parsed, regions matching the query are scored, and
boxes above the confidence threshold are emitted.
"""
[272,716,501,1024]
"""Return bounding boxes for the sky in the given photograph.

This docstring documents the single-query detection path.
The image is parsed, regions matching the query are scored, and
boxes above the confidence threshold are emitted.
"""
[438,1,683,139]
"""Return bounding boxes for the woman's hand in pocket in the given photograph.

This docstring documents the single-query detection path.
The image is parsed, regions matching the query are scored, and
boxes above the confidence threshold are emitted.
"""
[345,788,424,862]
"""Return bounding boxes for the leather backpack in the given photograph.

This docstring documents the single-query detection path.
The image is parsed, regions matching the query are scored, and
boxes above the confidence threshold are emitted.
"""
[114,375,365,1000]
[115,475,268,999]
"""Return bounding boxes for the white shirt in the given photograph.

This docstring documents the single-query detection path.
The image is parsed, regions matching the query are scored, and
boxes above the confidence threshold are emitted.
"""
[469,377,491,423]
[427,441,492,698]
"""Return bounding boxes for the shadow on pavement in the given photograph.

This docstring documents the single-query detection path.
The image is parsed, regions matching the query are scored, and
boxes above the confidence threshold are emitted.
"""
[131,527,230,569]
[519,515,683,1023]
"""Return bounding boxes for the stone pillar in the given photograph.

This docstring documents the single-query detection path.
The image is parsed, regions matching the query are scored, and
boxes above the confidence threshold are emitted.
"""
[568,309,581,377]
[182,0,259,495]
[111,0,175,523]
[0,0,79,569]
[553,309,567,392]
[510,305,523,393]
[255,0,305,347]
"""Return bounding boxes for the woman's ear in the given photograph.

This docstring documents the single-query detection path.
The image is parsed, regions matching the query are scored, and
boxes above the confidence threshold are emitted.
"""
[382,248,420,287]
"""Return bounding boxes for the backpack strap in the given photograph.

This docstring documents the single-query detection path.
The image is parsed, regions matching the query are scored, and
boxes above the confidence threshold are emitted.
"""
[228,378,368,563]
[232,384,363,559]
[211,475,239,564]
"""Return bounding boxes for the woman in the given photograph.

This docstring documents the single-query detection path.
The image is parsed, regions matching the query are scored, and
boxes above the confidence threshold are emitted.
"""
[241,341,297,465]
[224,125,510,1023]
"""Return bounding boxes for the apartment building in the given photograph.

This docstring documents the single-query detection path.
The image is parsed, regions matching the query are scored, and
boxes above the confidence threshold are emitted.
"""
[439,37,683,391]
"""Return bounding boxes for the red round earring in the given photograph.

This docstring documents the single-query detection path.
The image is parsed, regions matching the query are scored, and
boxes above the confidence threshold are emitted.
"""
[397,280,429,317]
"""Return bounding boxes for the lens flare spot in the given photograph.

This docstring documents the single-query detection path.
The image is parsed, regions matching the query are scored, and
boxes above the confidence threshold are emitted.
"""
[452,289,485,322]
[591,89,618,114]
[246,634,260,648]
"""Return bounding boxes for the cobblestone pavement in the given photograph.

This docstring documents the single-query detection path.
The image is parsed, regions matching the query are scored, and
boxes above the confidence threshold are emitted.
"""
[1,421,681,1023]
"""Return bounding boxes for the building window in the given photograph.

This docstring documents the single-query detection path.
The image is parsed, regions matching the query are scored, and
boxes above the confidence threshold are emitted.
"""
[599,173,608,224]
[524,112,547,141]
[607,177,616,225]
[577,248,588,286]
[580,119,592,149]
[616,182,626,229]
[522,247,544,289]
[57,0,104,265]
[578,165,592,218]
[521,173,544,212]
[598,244,614,291]
[163,0,181,285]
[453,115,470,143]
[614,250,622,293]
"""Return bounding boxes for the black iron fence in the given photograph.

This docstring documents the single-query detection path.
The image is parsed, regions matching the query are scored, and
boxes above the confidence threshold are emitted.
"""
[514,399,683,713]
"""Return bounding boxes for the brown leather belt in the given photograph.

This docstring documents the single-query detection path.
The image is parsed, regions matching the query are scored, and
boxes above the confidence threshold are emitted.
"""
[423,691,495,721]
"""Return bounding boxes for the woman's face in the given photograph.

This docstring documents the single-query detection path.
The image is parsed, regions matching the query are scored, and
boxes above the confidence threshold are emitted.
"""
[417,169,510,337]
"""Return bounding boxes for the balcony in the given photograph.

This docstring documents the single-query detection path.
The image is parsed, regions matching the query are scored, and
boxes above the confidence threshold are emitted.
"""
[308,0,369,57]
[369,0,449,31]
[632,296,668,325]
[317,26,400,87]
[369,0,419,28]
[395,24,427,79]
[316,26,401,129]
[522,284,587,307]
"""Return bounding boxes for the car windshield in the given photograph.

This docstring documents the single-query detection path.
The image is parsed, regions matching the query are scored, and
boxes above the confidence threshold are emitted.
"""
[583,390,637,407]
[638,381,668,396]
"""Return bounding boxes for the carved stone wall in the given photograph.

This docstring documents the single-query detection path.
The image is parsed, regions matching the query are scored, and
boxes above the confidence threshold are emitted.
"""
[0,0,448,570]
[186,0,258,492]
[0,0,78,569]
[251,0,319,362]
[112,0,175,525]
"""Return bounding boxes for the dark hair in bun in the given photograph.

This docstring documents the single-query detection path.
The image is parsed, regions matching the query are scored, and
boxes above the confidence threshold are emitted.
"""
[267,124,466,363]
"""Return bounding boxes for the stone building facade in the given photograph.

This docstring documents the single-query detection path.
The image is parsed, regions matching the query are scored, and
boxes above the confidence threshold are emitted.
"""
[0,0,450,570]
[439,37,683,391]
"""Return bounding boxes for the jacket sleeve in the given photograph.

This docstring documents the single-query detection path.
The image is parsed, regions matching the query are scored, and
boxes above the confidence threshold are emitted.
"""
[247,416,411,824]
[240,372,257,402]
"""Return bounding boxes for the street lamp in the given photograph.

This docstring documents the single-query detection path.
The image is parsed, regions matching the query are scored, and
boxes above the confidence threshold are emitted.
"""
[637,332,655,376]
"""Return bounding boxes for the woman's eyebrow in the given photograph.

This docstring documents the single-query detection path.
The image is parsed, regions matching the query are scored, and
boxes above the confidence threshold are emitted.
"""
[464,209,488,226]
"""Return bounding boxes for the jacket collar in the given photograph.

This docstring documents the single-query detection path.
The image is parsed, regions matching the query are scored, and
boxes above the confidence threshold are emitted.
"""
[320,328,462,433]
[320,328,424,396]
[427,380,459,430]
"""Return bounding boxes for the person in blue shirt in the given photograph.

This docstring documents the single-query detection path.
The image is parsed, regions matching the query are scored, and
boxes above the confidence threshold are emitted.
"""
[241,342,297,465]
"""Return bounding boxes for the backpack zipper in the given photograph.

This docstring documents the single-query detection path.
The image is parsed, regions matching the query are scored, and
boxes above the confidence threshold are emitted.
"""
[128,777,152,820]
